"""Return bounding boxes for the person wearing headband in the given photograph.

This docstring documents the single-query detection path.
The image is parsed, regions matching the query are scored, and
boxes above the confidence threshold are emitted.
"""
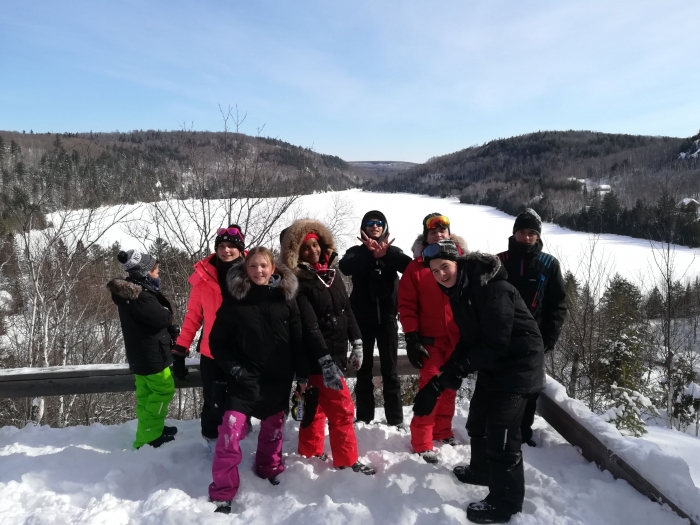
[338,210,412,429]
[496,209,567,447]
[172,224,246,446]
[415,241,545,524]
[397,213,466,464]
[281,219,375,475]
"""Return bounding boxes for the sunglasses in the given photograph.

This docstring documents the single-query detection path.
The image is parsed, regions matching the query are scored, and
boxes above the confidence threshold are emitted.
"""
[365,220,384,228]
[422,240,458,259]
[425,215,450,230]
[217,227,244,239]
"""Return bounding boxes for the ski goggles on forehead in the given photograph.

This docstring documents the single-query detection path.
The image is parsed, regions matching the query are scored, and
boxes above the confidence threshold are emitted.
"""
[425,215,450,230]
[365,220,384,228]
[216,227,244,239]
[422,240,459,259]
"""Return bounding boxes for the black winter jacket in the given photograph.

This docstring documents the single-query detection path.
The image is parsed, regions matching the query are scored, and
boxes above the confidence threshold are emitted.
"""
[208,262,310,418]
[107,277,174,376]
[497,237,567,349]
[295,261,362,374]
[338,211,411,326]
[442,253,546,394]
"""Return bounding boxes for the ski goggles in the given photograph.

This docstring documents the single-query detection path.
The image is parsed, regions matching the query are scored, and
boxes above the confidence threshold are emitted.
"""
[216,227,244,240]
[365,220,384,228]
[425,215,450,230]
[422,240,459,260]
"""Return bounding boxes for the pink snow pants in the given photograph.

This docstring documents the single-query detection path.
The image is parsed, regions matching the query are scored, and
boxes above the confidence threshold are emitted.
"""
[209,410,285,502]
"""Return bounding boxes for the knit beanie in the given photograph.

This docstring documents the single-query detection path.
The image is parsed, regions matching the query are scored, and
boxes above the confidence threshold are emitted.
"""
[422,212,451,240]
[117,249,158,278]
[422,240,461,268]
[513,208,542,236]
[215,224,245,252]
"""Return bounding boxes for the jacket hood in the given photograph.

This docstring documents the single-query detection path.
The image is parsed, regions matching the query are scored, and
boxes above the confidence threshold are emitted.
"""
[190,254,218,285]
[106,278,142,300]
[411,233,468,259]
[280,219,337,273]
[461,251,504,286]
[226,261,298,301]
[360,210,389,243]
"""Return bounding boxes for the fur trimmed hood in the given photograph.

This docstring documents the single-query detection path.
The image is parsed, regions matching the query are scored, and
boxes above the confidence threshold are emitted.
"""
[461,251,503,286]
[106,278,142,300]
[279,219,337,274]
[411,233,468,259]
[226,261,298,301]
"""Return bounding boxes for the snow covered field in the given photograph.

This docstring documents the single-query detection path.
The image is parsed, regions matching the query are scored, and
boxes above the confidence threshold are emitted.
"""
[0,402,690,525]
[54,190,700,285]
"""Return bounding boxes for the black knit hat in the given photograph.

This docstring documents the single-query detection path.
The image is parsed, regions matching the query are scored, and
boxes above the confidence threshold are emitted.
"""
[215,224,245,252]
[422,212,451,240]
[422,240,460,268]
[513,208,542,236]
[117,249,158,278]
[361,210,389,242]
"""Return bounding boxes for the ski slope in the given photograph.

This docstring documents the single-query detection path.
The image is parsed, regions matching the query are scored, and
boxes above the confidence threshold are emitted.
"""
[0,402,689,525]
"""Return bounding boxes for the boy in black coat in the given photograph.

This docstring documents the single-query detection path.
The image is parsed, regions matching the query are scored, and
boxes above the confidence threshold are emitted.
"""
[107,250,178,449]
[338,210,411,427]
[497,208,567,446]
[413,241,545,524]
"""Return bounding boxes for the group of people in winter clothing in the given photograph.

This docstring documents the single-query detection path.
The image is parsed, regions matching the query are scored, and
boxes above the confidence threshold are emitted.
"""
[107,205,567,524]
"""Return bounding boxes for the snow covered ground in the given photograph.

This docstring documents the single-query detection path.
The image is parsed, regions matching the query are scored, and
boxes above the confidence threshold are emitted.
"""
[0,402,690,525]
[644,425,700,487]
[49,190,700,285]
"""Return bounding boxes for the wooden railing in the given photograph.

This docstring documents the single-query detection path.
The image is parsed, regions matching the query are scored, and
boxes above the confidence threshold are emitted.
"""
[0,356,696,524]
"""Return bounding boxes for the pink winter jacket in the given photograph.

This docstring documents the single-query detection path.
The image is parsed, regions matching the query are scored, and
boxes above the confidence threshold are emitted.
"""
[176,254,223,359]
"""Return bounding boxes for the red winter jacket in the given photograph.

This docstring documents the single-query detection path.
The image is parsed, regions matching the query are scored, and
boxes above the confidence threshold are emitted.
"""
[397,234,466,345]
[176,254,225,359]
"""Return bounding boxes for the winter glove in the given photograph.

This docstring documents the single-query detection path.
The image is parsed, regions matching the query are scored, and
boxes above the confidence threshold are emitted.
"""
[172,344,190,357]
[438,359,469,390]
[171,354,189,381]
[228,365,260,402]
[168,324,181,339]
[318,355,344,391]
[405,332,430,369]
[412,375,445,416]
[349,340,363,371]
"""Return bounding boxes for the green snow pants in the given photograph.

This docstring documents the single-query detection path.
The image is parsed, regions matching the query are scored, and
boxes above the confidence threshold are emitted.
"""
[133,367,175,448]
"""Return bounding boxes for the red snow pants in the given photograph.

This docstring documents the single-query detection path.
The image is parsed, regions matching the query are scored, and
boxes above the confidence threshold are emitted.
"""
[410,336,457,453]
[298,375,359,468]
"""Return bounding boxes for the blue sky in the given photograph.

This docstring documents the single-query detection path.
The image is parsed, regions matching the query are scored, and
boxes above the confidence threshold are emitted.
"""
[1,0,699,162]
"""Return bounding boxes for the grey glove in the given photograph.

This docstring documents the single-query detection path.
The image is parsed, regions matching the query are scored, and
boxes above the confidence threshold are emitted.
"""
[318,355,344,391]
[349,340,363,371]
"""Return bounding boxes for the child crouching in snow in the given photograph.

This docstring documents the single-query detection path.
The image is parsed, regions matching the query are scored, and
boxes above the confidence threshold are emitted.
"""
[207,247,309,514]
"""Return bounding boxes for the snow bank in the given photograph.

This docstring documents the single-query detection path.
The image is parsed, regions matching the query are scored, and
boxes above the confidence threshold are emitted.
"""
[543,376,700,522]
[0,403,690,524]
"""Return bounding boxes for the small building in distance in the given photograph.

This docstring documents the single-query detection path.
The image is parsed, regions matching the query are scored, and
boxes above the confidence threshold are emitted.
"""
[594,184,612,194]
[679,198,700,217]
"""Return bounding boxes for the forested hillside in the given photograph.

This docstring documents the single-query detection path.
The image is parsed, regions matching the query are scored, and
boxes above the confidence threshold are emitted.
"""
[368,130,700,247]
[0,129,362,233]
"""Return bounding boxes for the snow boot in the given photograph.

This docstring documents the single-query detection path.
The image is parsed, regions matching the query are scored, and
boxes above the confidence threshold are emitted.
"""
[442,436,459,446]
[339,461,376,475]
[212,500,232,514]
[269,476,281,486]
[418,450,439,464]
[394,423,408,433]
[524,438,537,447]
[162,425,178,437]
[466,500,515,524]
[314,453,329,462]
[453,465,488,486]
[140,433,174,449]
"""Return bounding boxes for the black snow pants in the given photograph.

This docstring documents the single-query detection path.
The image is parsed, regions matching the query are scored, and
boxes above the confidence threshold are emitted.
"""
[200,354,228,439]
[466,377,528,514]
[520,392,539,444]
[354,319,403,426]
